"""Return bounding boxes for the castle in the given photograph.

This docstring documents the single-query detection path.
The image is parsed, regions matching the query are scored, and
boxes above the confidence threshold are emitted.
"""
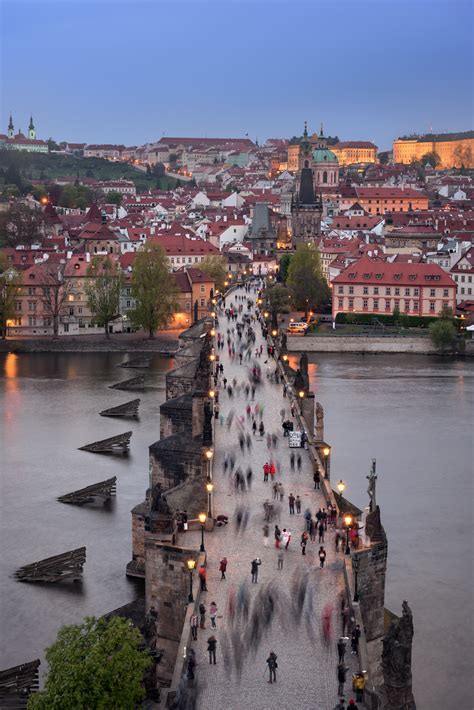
[0,114,48,153]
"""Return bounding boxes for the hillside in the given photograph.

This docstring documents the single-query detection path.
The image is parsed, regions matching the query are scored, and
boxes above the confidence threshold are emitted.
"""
[0,150,177,192]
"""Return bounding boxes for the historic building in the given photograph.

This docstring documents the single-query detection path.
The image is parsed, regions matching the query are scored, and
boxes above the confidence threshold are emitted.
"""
[0,114,48,153]
[248,202,277,256]
[332,141,378,165]
[393,131,474,169]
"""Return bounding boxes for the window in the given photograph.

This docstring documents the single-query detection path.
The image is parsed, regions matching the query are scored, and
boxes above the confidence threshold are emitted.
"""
[394,300,400,311]
[430,288,436,297]
[363,286,368,295]
[374,299,379,311]
[185,301,191,311]
[349,286,354,295]
[442,301,449,311]
[69,307,74,316]
[405,288,410,296]
[429,301,435,312]
[28,301,36,312]
[413,300,419,311]
[200,298,205,307]
[363,299,368,310]
[385,300,391,312]
[374,287,379,295]
[385,287,391,296]
[28,316,37,326]
[338,298,343,308]
[16,301,22,311]
[200,285,205,293]
[414,288,419,296]
[126,300,131,308]
[461,275,465,283]
[443,289,449,297]
[404,300,410,312]
[348,298,354,310]
[338,286,344,294]
[394,288,400,296]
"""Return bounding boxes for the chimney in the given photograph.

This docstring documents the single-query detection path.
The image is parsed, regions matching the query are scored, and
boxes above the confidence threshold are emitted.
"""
[86,252,91,263]
[67,250,72,259]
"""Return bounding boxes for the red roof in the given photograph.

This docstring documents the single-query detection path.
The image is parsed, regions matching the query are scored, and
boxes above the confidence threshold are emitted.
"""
[149,235,219,256]
[333,255,456,287]
[335,141,377,150]
[451,246,474,273]
[355,187,428,200]
[78,222,118,240]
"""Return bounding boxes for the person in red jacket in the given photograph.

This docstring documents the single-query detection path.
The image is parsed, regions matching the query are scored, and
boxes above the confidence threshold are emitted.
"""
[269,461,276,479]
[198,565,208,591]
[219,557,227,580]
[263,462,269,481]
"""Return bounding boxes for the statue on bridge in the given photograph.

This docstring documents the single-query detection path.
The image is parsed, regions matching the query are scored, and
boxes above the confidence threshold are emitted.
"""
[367,458,377,512]
[203,400,213,447]
[382,601,416,709]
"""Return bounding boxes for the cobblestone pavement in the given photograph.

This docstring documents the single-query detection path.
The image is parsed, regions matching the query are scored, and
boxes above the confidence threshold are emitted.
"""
[183,287,362,710]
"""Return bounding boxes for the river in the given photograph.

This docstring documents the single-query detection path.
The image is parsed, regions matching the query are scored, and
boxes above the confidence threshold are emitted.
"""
[0,351,172,677]
[0,352,472,708]
[304,352,473,709]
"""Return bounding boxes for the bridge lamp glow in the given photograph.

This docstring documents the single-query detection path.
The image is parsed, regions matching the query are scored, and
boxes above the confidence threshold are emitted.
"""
[337,480,345,495]
[206,481,214,493]
[204,449,214,460]
[198,513,207,525]
[208,389,215,399]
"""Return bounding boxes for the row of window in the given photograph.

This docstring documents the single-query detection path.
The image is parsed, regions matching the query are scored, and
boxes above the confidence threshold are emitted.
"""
[337,298,450,313]
[338,286,450,297]
[453,274,473,283]
[169,256,202,265]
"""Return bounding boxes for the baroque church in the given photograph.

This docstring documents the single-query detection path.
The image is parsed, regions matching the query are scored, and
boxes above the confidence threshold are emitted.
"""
[0,114,48,153]
[291,122,339,242]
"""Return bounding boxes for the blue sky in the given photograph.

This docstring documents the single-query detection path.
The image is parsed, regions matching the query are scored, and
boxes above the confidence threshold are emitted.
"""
[1,0,472,150]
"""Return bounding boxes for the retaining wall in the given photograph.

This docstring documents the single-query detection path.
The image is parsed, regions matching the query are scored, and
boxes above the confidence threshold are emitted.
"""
[288,335,437,354]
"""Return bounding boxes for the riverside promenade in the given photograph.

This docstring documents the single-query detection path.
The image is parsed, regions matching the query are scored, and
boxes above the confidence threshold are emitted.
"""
[184,285,363,710]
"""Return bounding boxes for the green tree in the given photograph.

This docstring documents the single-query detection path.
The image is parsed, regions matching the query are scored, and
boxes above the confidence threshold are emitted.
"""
[47,138,60,152]
[265,283,290,315]
[105,190,123,205]
[278,253,292,283]
[0,203,44,247]
[0,256,20,339]
[392,304,400,324]
[131,243,178,338]
[421,151,441,168]
[28,616,151,710]
[199,255,227,292]
[429,319,457,352]
[85,257,123,339]
[286,243,330,317]
[152,162,165,178]
[38,263,73,337]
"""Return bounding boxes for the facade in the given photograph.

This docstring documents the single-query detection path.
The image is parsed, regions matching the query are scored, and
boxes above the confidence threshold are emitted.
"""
[1,115,48,153]
[83,144,125,159]
[393,132,474,169]
[332,255,456,320]
[287,143,300,172]
[355,187,429,214]
[248,202,277,256]
[98,180,136,195]
[148,235,220,269]
[332,141,377,166]
[171,268,215,328]
[450,246,474,303]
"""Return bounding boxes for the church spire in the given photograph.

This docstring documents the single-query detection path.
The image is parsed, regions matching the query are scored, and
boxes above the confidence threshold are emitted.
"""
[7,113,14,138]
[303,120,308,140]
[28,114,36,140]
[320,122,324,137]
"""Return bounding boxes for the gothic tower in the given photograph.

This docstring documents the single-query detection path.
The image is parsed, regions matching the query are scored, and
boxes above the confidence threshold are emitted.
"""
[7,114,14,139]
[28,115,36,140]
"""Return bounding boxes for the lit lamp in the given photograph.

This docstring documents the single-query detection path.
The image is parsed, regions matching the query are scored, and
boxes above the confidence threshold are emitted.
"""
[204,448,214,460]
[337,479,345,505]
[210,328,216,337]
[206,480,214,517]
[187,559,196,603]
[344,514,353,556]
[271,329,278,337]
[208,389,215,399]
[224,281,228,287]
[209,353,216,362]
[322,445,331,480]
[198,512,207,552]
[282,354,288,363]
[263,311,269,319]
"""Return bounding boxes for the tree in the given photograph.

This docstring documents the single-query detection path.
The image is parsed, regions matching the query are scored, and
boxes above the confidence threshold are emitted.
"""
[39,263,73,337]
[421,151,441,169]
[27,615,151,710]
[278,253,292,283]
[85,257,123,338]
[429,319,457,352]
[265,284,290,315]
[0,256,20,339]
[105,190,123,206]
[131,243,178,338]
[0,203,44,247]
[286,243,330,317]
[392,304,400,324]
[151,162,165,178]
[199,255,227,292]
[47,138,60,152]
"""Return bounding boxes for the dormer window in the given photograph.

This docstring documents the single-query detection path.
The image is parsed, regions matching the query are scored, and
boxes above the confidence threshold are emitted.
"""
[394,274,401,280]
[363,273,371,279]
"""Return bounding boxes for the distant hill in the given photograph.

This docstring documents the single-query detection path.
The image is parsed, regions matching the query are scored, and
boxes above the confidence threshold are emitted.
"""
[0,150,177,192]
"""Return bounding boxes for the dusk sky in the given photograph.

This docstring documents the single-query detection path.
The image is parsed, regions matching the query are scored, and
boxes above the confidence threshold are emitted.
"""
[1,0,472,150]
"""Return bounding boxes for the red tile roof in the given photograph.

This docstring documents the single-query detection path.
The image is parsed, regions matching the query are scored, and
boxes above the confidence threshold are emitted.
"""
[149,235,220,256]
[355,187,428,200]
[333,255,456,287]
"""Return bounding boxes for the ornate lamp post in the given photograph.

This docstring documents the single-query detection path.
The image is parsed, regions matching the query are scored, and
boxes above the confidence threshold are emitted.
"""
[198,513,207,552]
[206,480,214,518]
[337,479,345,506]
[323,445,331,479]
[344,514,353,556]
[187,558,196,603]
[298,389,305,415]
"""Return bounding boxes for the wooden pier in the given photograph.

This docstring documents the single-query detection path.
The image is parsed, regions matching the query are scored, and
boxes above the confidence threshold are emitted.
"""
[99,399,140,419]
[0,659,40,708]
[78,431,132,454]
[109,376,145,391]
[57,477,117,505]
[15,547,86,583]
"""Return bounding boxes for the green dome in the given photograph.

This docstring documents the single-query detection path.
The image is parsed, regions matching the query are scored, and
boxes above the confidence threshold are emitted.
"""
[312,148,338,163]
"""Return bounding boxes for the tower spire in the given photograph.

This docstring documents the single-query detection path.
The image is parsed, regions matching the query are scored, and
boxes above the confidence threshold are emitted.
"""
[320,122,324,137]
[28,114,36,140]
[303,120,308,139]
[7,113,14,138]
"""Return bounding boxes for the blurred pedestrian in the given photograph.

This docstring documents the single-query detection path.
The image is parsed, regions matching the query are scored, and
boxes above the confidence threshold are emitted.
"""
[319,546,326,568]
[219,557,227,580]
[209,601,218,629]
[199,602,206,629]
[207,635,217,665]
[199,565,208,591]
[295,495,301,514]
[190,612,198,641]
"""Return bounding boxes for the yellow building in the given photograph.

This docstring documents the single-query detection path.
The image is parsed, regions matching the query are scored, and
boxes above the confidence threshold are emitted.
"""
[287,143,300,172]
[393,132,474,169]
[332,141,377,166]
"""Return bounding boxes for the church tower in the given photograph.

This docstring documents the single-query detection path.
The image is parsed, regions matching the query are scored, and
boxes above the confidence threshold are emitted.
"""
[7,114,14,139]
[291,121,323,243]
[28,115,36,140]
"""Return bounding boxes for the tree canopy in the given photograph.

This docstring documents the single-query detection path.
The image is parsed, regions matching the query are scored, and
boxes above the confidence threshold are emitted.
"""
[286,243,330,315]
[131,243,178,337]
[198,255,227,292]
[0,203,44,248]
[265,283,290,314]
[85,257,123,338]
[27,616,151,710]
[0,255,20,339]
[105,190,123,205]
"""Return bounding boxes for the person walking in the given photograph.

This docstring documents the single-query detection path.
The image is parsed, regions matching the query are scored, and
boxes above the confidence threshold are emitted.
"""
[318,521,325,543]
[187,648,196,679]
[353,672,366,702]
[219,557,227,580]
[341,606,350,635]
[209,601,218,629]
[263,462,269,482]
[313,468,321,489]
[207,635,217,665]
[296,453,302,472]
[322,508,328,530]
[259,421,265,436]
[351,625,361,655]
[277,549,284,570]
[288,493,295,515]
[304,508,312,531]
[335,531,341,552]
[274,525,281,548]
[337,636,347,663]
[199,602,206,629]
[190,612,198,641]
[251,557,261,583]
[266,651,278,684]
[337,661,349,696]
[269,461,276,480]
[278,483,284,502]
[263,523,270,547]
[300,530,308,555]
[319,546,327,568]
[272,481,279,500]
[347,700,359,710]
[198,565,208,591]
[309,518,316,542]
[334,699,345,710]
[295,495,302,514]
[290,452,295,471]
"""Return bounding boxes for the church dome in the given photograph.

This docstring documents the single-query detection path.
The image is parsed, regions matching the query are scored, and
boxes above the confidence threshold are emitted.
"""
[312,148,338,164]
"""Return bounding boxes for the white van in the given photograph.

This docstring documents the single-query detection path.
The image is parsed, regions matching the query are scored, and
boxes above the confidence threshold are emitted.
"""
[287,322,308,334]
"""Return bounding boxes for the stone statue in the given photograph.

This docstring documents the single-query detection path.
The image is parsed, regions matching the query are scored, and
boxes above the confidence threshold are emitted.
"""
[299,352,309,391]
[281,332,287,352]
[143,606,158,639]
[315,401,324,441]
[382,601,416,709]
[366,458,377,512]
[203,400,213,447]
[293,368,305,393]
[151,484,171,515]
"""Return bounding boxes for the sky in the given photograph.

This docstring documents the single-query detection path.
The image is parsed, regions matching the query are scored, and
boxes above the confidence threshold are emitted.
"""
[0,0,472,150]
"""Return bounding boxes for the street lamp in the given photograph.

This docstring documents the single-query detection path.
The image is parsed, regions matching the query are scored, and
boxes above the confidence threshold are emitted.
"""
[271,329,278,337]
[210,328,216,337]
[198,513,207,552]
[344,514,353,556]
[187,559,196,603]
[323,446,331,479]
[337,479,345,506]
[206,480,214,517]
[263,311,269,319]
[282,354,288,363]
[208,390,215,399]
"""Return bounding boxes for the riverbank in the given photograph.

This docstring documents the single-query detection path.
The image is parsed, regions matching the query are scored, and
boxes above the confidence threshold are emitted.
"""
[288,334,474,355]
[0,332,180,354]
